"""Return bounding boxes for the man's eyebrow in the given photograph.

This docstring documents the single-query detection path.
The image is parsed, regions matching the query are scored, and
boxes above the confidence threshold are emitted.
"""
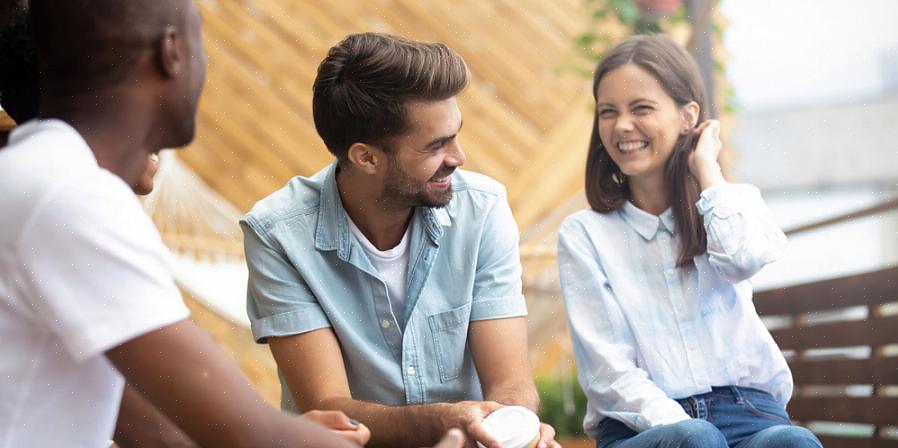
[424,119,463,148]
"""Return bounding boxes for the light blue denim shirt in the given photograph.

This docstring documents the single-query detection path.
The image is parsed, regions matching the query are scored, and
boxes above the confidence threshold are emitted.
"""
[557,183,791,436]
[241,161,527,410]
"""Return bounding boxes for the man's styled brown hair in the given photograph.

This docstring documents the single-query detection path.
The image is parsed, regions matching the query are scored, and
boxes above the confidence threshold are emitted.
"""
[312,32,468,161]
[585,34,709,267]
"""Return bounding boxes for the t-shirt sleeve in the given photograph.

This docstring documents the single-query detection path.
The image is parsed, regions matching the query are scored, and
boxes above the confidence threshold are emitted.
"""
[19,173,189,362]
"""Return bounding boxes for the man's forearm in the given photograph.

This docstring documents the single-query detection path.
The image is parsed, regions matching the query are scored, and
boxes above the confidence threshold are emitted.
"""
[318,397,448,448]
[115,383,197,448]
[483,379,540,413]
[107,321,360,448]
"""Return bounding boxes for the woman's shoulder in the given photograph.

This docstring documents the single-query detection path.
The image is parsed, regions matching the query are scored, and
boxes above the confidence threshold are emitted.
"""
[559,208,623,238]
[562,208,622,227]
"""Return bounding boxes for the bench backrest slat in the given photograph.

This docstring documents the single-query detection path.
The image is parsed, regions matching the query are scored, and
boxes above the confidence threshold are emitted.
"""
[789,357,898,384]
[788,396,898,425]
[816,435,898,447]
[754,266,898,315]
[769,315,898,351]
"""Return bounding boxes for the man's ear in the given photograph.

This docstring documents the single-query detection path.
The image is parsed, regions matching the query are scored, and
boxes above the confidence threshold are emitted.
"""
[680,101,700,133]
[347,142,385,175]
[157,25,181,78]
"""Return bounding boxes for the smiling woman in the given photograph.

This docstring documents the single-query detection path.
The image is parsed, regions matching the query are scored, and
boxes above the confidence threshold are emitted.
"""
[557,34,822,448]
[585,34,708,266]
[594,63,698,202]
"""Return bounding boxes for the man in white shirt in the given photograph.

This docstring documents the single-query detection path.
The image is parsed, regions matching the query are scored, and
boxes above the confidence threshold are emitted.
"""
[0,1,454,447]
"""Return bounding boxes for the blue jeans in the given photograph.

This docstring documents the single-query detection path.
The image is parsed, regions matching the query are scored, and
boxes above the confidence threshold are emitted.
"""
[595,387,823,448]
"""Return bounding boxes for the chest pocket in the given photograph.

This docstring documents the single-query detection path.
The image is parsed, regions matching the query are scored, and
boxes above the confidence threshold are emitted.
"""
[427,302,472,383]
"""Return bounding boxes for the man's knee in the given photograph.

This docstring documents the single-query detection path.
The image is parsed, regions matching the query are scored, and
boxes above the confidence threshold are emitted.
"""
[749,425,822,448]
[664,419,726,448]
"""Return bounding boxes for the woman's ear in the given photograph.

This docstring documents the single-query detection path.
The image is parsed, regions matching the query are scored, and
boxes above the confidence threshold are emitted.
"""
[680,101,701,133]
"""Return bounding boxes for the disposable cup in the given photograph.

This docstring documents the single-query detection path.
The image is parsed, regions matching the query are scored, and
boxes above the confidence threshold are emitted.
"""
[476,406,541,448]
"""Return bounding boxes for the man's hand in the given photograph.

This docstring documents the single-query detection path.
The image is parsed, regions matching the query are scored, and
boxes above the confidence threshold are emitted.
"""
[537,422,562,448]
[436,401,504,448]
[302,410,371,446]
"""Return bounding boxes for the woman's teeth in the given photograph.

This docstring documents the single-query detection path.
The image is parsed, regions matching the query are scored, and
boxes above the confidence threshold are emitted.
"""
[618,141,648,153]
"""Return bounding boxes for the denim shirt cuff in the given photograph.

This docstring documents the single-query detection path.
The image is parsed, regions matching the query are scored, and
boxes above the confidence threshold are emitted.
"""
[470,295,527,321]
[250,307,331,343]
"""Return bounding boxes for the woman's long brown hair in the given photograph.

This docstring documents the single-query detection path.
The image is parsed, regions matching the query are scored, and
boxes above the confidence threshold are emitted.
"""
[585,34,709,267]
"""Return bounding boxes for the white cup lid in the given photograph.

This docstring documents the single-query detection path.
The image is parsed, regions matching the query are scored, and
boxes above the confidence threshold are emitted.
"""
[477,406,540,448]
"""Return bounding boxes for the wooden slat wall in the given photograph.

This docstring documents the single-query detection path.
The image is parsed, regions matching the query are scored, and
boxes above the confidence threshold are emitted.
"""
[754,266,898,444]
[186,0,594,232]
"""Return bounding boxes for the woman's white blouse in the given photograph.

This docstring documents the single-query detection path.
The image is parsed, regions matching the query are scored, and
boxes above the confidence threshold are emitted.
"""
[557,183,791,435]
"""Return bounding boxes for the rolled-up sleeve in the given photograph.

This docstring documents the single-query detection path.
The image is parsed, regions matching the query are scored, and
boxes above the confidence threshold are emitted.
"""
[470,190,527,321]
[697,183,787,283]
[558,217,690,433]
[241,216,330,343]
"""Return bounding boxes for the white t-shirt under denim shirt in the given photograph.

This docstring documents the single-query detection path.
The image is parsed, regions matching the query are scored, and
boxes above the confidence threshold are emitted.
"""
[557,183,790,436]
[0,120,189,447]
[346,213,411,327]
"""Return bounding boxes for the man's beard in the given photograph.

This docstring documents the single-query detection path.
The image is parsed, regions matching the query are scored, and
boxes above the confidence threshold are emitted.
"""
[381,156,454,209]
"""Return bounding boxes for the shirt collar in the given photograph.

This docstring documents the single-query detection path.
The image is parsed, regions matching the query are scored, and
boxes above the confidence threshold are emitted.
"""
[620,201,676,240]
[421,204,451,241]
[315,161,350,256]
[9,118,96,165]
[315,160,452,258]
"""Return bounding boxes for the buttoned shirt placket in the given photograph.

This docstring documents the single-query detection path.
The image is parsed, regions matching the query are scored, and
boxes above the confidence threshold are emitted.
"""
[332,201,448,405]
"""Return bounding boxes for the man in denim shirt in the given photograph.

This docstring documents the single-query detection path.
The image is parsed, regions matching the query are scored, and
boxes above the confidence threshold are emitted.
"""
[241,33,559,448]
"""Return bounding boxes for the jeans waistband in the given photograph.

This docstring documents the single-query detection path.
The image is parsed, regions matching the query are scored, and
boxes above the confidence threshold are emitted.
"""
[681,386,775,403]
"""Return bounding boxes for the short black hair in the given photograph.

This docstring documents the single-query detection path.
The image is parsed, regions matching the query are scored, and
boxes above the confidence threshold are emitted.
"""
[312,33,468,161]
[29,0,183,95]
[0,8,39,123]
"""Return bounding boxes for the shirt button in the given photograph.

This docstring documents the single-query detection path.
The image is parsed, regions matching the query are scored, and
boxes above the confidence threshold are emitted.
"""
[407,366,416,376]
[381,319,391,329]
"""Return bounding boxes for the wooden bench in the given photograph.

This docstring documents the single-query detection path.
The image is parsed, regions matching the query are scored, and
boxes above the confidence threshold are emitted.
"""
[754,265,898,447]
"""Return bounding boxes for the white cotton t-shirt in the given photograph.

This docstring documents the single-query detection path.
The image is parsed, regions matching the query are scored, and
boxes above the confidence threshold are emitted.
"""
[346,215,410,323]
[0,120,189,448]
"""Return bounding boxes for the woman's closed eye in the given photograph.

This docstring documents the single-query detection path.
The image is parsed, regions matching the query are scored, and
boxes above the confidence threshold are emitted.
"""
[632,105,654,115]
